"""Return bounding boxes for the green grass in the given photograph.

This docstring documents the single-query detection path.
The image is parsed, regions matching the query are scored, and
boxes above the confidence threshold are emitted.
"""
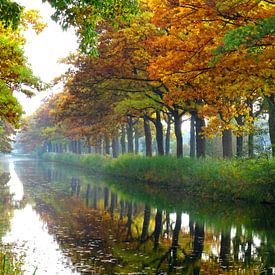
[0,251,24,275]
[42,153,275,203]
[42,152,108,173]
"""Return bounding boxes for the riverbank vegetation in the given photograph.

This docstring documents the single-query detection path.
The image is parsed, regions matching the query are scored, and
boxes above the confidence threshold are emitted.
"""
[0,251,24,275]
[42,153,275,203]
[0,172,24,275]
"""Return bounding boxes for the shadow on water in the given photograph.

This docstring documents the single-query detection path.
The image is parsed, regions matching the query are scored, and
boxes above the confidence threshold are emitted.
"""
[0,157,274,274]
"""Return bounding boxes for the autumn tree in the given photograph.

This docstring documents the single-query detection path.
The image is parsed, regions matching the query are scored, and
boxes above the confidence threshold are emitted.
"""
[0,3,45,152]
[42,0,139,54]
[147,0,274,158]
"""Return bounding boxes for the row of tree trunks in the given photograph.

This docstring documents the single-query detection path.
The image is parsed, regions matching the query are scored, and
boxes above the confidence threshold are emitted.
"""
[70,140,81,154]
[48,143,64,153]
[47,95,275,158]
[221,128,255,159]
[235,104,254,158]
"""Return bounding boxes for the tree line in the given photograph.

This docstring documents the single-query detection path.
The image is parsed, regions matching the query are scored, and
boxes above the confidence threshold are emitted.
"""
[16,0,275,158]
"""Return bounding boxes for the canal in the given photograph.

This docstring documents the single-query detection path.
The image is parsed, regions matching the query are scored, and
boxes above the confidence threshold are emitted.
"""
[0,157,274,274]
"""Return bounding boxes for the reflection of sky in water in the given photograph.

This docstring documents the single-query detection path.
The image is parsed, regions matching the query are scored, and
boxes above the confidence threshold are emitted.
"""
[7,161,24,201]
[2,159,79,275]
[3,205,78,275]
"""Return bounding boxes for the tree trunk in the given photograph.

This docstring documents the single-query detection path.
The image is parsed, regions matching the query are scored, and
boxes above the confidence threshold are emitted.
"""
[96,138,102,155]
[143,116,152,157]
[191,223,205,260]
[155,111,164,156]
[165,114,171,155]
[86,184,91,206]
[126,202,133,241]
[222,129,233,158]
[244,231,253,266]
[170,212,182,271]
[154,209,163,250]
[141,204,151,242]
[76,179,81,196]
[116,129,120,156]
[190,223,205,274]
[47,141,52,152]
[93,186,98,209]
[111,131,119,158]
[220,230,231,269]
[267,95,275,157]
[248,133,254,158]
[77,140,82,154]
[59,143,63,153]
[104,187,109,209]
[110,192,117,218]
[174,111,183,158]
[112,137,118,158]
[119,200,125,219]
[248,102,254,158]
[104,134,110,155]
[233,226,241,261]
[235,115,244,157]
[121,125,126,154]
[236,136,243,157]
[71,141,76,153]
[127,116,134,153]
[165,212,170,237]
[74,141,78,153]
[190,113,196,158]
[194,113,205,158]
[134,127,140,154]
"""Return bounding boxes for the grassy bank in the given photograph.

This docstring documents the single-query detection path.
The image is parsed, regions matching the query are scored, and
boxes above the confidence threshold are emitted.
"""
[0,251,24,275]
[42,153,275,203]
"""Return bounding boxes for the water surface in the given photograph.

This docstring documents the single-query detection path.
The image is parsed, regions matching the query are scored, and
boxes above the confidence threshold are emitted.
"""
[0,157,274,274]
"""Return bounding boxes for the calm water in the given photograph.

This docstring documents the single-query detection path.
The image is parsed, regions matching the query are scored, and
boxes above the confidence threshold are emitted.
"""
[0,157,274,274]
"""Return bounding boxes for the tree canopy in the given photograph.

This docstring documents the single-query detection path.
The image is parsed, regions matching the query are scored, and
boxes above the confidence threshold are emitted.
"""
[0,1,45,152]
[17,0,275,157]
[43,0,139,54]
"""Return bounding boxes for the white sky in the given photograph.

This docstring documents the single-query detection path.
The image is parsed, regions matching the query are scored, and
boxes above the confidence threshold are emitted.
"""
[15,0,78,116]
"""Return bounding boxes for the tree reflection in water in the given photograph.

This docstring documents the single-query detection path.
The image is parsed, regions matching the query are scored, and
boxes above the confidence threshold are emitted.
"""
[10,160,275,274]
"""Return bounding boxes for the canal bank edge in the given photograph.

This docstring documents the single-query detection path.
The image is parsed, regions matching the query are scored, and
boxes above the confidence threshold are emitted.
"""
[41,152,275,204]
